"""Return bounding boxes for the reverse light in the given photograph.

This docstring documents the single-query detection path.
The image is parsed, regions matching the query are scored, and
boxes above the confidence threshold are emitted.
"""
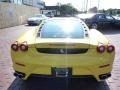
[107,45,115,53]
[97,44,105,53]
[11,41,19,51]
[20,42,28,51]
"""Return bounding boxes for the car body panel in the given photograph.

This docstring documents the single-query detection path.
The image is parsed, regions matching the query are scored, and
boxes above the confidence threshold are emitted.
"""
[11,18,115,81]
[27,14,48,25]
[112,15,120,27]
[76,13,115,29]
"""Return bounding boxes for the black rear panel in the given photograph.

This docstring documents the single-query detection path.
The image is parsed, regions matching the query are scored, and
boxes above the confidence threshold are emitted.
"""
[36,48,88,54]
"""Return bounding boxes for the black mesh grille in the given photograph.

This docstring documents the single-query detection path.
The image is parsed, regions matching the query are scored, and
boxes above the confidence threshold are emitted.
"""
[36,48,88,54]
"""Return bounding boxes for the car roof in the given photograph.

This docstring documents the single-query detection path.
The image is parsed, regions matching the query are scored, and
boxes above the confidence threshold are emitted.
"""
[76,13,104,18]
[45,17,83,22]
[35,14,44,15]
[76,13,96,18]
[34,14,46,17]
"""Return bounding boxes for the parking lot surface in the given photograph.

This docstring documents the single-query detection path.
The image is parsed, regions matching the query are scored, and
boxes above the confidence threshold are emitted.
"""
[0,25,120,90]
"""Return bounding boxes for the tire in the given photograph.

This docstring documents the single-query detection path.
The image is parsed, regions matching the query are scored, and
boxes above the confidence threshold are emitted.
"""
[28,23,32,26]
[8,77,26,90]
[91,23,98,29]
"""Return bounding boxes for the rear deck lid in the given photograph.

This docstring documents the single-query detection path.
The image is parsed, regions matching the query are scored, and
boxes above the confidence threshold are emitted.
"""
[35,38,90,48]
[35,38,90,54]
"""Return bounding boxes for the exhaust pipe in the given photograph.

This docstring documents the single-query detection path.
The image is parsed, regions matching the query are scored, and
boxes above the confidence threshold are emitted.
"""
[100,75,108,79]
[18,74,24,78]
[14,72,25,78]
[14,72,18,77]
[99,73,111,80]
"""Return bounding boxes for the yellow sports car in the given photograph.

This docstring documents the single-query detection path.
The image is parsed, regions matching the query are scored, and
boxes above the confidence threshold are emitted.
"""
[11,17,115,82]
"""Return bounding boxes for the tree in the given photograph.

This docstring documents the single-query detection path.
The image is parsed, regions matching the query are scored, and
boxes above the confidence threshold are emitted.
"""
[88,7,98,13]
[59,3,78,16]
[98,9,105,13]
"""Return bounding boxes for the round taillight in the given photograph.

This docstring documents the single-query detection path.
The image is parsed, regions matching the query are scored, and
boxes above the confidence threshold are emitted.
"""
[20,44,28,51]
[97,45,105,53]
[11,44,19,51]
[107,45,115,53]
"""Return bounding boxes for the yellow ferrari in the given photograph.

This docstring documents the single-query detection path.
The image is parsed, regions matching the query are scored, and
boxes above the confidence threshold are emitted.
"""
[11,18,115,81]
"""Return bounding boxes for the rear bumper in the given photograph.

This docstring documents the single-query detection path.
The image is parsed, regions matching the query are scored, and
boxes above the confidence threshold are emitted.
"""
[13,64,112,81]
[14,70,111,82]
[27,21,39,25]
[11,48,115,81]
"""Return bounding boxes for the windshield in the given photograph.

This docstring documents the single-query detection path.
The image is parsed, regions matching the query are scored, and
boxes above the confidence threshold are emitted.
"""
[38,19,86,38]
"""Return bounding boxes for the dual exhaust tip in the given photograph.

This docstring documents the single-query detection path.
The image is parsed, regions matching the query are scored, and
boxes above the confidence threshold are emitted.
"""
[14,72,25,78]
[14,71,111,80]
[99,73,111,80]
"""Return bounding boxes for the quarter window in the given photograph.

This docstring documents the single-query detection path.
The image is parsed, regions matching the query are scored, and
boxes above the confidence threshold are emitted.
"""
[98,15,106,19]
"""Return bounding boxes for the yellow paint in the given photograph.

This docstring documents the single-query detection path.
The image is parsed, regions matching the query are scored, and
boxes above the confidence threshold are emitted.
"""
[11,25,115,81]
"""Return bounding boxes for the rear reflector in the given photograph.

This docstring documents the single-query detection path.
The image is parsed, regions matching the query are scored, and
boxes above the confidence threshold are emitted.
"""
[15,62,26,67]
[99,64,110,68]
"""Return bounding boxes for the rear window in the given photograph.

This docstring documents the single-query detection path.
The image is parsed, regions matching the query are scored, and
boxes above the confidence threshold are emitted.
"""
[38,19,86,38]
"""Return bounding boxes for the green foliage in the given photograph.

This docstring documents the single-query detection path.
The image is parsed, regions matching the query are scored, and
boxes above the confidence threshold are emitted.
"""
[88,7,97,13]
[98,9,120,15]
[59,3,78,16]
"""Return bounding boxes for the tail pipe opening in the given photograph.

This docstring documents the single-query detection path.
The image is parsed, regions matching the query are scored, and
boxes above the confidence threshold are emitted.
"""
[99,73,111,80]
[14,71,26,78]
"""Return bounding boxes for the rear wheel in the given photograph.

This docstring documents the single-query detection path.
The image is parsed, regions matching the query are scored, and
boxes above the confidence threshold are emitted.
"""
[28,23,32,26]
[8,77,26,90]
[91,23,98,29]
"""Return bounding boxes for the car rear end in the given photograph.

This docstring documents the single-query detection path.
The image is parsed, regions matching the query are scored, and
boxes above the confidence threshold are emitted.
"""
[27,14,47,25]
[27,19,43,26]
[11,18,115,81]
[76,14,96,27]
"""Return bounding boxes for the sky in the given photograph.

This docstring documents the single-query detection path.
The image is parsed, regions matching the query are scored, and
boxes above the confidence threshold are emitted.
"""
[43,0,120,11]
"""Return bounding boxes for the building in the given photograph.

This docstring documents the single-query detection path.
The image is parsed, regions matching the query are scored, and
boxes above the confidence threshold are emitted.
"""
[0,0,9,2]
[41,6,60,17]
[0,0,23,5]
[22,0,45,9]
[0,0,45,9]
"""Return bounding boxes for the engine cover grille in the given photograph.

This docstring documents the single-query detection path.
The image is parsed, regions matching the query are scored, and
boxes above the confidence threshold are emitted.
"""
[36,48,88,54]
